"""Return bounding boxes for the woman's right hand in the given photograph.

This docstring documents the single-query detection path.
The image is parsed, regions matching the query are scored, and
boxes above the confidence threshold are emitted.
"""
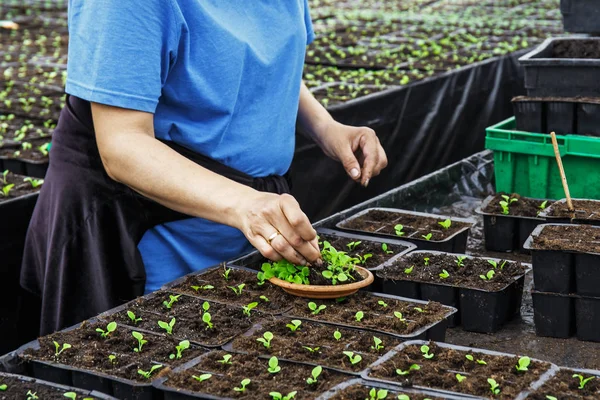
[236,192,322,266]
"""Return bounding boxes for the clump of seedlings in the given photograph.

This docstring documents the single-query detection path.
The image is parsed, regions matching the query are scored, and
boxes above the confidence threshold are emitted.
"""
[499,194,518,215]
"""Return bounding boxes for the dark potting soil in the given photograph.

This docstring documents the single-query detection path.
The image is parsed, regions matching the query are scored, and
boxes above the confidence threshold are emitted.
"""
[532,225,600,253]
[163,350,350,399]
[553,40,600,59]
[328,384,445,400]
[230,316,400,373]
[0,170,41,202]
[288,291,451,336]
[368,342,553,399]
[168,267,295,314]
[112,292,263,346]
[527,369,600,399]
[0,376,96,400]
[379,252,527,291]
[340,209,470,241]
[482,193,549,218]
[546,200,600,221]
[21,320,207,382]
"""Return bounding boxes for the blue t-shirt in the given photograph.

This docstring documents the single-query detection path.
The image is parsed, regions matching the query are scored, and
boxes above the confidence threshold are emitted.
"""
[66,0,314,292]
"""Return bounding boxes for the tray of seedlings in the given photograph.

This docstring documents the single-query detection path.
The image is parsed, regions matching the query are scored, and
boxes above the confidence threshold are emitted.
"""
[15,319,209,400]
[162,264,296,315]
[524,224,600,296]
[525,367,600,399]
[476,193,551,253]
[153,349,352,400]
[362,340,559,400]
[0,138,50,178]
[335,208,475,253]
[98,290,268,348]
[222,315,402,375]
[284,291,457,342]
[0,371,118,399]
[539,199,600,226]
[0,169,42,217]
[376,251,530,332]
[314,378,469,400]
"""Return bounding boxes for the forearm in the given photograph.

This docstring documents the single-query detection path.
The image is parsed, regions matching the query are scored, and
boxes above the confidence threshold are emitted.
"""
[297,81,335,144]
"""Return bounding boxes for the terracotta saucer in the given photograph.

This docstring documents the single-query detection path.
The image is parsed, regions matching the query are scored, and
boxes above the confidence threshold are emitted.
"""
[268,266,374,299]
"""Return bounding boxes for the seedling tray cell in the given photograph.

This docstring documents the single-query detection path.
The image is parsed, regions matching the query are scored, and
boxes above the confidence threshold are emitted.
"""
[0,371,118,399]
[524,223,600,296]
[528,366,600,399]
[361,340,559,400]
[539,198,600,226]
[335,208,474,253]
[378,251,530,333]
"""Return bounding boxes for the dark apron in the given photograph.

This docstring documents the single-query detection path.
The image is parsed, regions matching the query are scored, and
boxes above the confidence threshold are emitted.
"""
[20,95,291,335]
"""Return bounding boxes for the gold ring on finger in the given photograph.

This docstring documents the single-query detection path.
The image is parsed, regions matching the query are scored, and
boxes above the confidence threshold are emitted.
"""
[267,231,281,245]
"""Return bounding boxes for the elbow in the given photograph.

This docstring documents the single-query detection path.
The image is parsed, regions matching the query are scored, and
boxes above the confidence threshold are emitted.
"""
[97,142,123,183]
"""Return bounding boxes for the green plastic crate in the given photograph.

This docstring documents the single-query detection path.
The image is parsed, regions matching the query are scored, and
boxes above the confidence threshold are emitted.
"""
[486,117,600,200]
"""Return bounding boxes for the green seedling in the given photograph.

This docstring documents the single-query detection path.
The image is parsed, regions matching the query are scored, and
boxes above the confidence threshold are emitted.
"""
[456,373,467,383]
[95,321,117,338]
[127,310,142,324]
[422,233,433,241]
[132,331,147,353]
[381,243,393,254]
[162,294,181,309]
[488,378,500,395]
[404,265,414,275]
[202,301,210,312]
[1,170,7,184]
[394,224,405,236]
[346,241,361,251]
[396,364,420,375]
[169,340,190,360]
[53,341,71,357]
[267,356,281,374]
[438,219,452,229]
[218,354,232,365]
[371,336,384,352]
[546,396,557,400]
[257,271,266,286]
[108,355,117,364]
[455,256,467,267]
[573,374,595,389]
[234,378,251,392]
[354,253,373,265]
[537,200,549,216]
[480,270,496,281]
[0,384,6,391]
[158,318,176,335]
[191,284,214,291]
[222,267,232,281]
[260,295,269,302]
[397,396,413,400]
[424,257,430,266]
[228,283,245,296]
[414,307,424,313]
[500,195,518,215]
[333,330,342,340]
[439,269,450,279]
[23,177,43,188]
[1,184,14,197]
[308,302,326,315]
[394,311,406,322]
[306,366,322,384]
[465,355,486,364]
[515,356,530,372]
[202,312,213,329]
[303,346,320,353]
[257,331,274,349]
[286,320,302,332]
[137,364,163,379]
[355,311,364,322]
[27,391,38,400]
[191,373,212,383]
[63,393,80,400]
[269,391,297,400]
[343,351,362,365]
[378,300,388,308]
[421,345,434,359]
[242,302,258,316]
[368,388,388,400]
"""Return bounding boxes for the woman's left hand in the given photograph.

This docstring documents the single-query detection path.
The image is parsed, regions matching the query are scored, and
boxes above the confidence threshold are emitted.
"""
[315,120,388,187]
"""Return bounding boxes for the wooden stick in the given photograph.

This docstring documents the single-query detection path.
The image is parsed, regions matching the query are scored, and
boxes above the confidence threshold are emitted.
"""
[550,132,574,211]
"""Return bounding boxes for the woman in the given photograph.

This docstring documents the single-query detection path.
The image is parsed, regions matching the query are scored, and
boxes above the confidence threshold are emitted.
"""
[21,0,387,335]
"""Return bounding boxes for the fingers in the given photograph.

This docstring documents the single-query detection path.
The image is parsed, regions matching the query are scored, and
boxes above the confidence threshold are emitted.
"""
[356,128,387,186]
[277,194,321,263]
[337,142,363,182]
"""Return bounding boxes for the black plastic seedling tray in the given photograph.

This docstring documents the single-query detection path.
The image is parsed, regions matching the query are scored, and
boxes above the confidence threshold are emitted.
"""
[0,156,48,179]
[476,195,546,253]
[361,340,560,400]
[283,292,457,343]
[377,251,530,333]
[524,223,600,297]
[314,378,470,400]
[519,37,600,98]
[0,371,118,399]
[335,208,474,253]
[539,198,600,226]
[532,290,600,342]
[560,0,600,34]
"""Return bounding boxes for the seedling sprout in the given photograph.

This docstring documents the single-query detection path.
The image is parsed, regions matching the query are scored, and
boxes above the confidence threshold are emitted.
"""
[23,177,43,188]
[355,311,364,322]
[27,391,38,400]
[191,285,213,291]
[192,373,212,383]
[308,302,326,315]
[422,233,433,241]
[420,345,434,359]
[439,269,450,279]
[371,336,384,352]
[515,356,530,372]
[242,302,258,316]
[306,366,322,384]
[228,283,245,296]
[573,374,595,389]
[260,295,269,302]
[378,300,388,308]
[333,330,342,340]
[257,331,274,348]
[95,321,117,338]
[488,378,500,394]
[500,195,518,215]
[404,265,414,275]
[53,341,71,357]
[132,331,147,353]
[394,224,405,236]
[465,354,486,364]
[381,243,393,254]
[0,384,6,391]
[163,294,181,309]
[368,388,388,400]
[270,391,297,400]
[414,307,424,313]
[138,364,163,379]
[63,393,78,400]
[1,184,14,197]
[158,318,176,335]
[286,319,302,332]
[108,355,117,364]
[233,378,251,392]
[438,219,452,229]
[424,257,430,266]
[455,256,466,267]
[347,241,361,251]
[268,356,281,374]
[222,267,232,281]
[480,270,495,281]
[127,310,142,324]
[343,351,362,365]
[456,373,467,382]
[394,311,406,322]
[302,346,320,353]
[1,170,7,184]
[537,200,549,216]
[396,364,420,375]
[218,354,233,365]
[169,340,190,360]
